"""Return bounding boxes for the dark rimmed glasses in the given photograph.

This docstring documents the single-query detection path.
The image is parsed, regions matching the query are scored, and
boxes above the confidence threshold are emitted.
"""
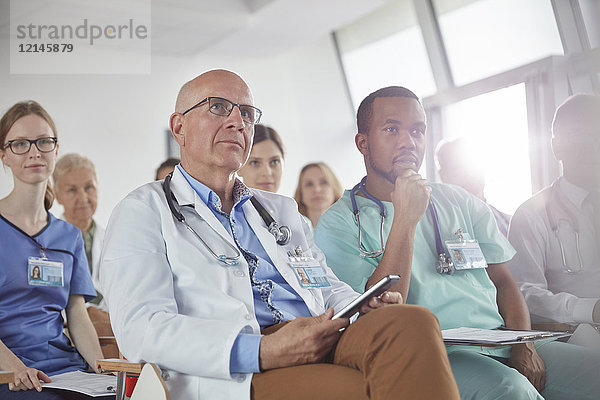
[3,137,58,155]
[182,96,262,125]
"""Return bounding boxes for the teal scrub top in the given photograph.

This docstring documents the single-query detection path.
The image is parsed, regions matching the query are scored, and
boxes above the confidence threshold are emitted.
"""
[315,183,516,356]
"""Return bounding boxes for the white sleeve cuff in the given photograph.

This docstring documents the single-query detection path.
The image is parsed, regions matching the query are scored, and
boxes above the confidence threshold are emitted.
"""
[573,298,600,323]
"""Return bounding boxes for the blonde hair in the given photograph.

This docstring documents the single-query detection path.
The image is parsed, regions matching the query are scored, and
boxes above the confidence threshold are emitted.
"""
[294,162,344,217]
[53,153,97,188]
[0,101,58,210]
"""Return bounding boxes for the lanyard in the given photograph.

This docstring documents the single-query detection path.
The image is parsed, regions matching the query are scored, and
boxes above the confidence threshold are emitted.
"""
[427,199,445,256]
[428,200,455,274]
[0,213,74,259]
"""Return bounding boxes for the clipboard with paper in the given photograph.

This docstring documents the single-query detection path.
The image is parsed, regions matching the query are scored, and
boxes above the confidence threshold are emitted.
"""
[442,327,571,346]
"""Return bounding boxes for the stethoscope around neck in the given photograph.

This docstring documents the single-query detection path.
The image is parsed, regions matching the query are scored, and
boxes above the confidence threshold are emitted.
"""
[162,173,291,266]
[350,176,387,258]
[546,181,584,274]
[350,176,452,273]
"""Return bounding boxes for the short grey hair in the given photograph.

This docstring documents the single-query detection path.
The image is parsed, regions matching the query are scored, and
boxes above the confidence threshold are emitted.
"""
[53,153,97,187]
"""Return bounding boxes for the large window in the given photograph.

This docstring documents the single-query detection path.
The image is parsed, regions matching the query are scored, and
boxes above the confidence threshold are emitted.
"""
[336,0,436,109]
[581,0,600,49]
[335,0,597,207]
[442,83,531,214]
[434,0,563,85]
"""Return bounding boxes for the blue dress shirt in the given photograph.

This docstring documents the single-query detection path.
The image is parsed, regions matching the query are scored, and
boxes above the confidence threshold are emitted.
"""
[178,166,311,374]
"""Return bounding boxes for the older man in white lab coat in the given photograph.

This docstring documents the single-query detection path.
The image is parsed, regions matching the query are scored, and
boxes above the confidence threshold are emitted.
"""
[99,70,458,400]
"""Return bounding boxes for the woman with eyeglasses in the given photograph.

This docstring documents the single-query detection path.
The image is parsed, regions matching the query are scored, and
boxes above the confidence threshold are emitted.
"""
[0,101,107,399]
[238,124,285,193]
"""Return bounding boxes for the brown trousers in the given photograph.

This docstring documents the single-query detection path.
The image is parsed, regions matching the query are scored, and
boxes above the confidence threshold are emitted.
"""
[251,305,460,400]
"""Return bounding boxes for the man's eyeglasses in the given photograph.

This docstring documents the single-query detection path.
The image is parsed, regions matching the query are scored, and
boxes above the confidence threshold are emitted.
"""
[181,97,262,125]
[3,137,58,155]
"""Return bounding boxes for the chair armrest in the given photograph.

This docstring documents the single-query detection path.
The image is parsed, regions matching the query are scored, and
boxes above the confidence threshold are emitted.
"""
[97,359,144,374]
[98,336,117,347]
[97,359,144,400]
[531,322,576,333]
[97,337,121,359]
[97,336,117,346]
[0,371,14,384]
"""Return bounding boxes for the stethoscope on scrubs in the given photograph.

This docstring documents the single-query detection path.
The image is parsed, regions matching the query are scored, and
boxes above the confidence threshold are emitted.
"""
[545,182,584,274]
[162,173,291,266]
[350,176,386,258]
[350,176,450,271]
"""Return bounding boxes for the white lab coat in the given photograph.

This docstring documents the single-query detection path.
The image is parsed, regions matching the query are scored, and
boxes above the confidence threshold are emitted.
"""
[89,222,107,310]
[508,177,600,324]
[90,222,105,292]
[99,168,358,400]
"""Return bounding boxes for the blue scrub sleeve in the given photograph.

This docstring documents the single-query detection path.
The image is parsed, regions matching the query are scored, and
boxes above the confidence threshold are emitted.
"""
[229,333,263,374]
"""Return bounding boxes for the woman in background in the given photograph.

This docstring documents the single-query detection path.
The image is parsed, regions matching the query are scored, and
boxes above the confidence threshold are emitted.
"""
[53,154,118,359]
[54,154,105,308]
[238,124,284,193]
[0,101,105,399]
[294,162,343,230]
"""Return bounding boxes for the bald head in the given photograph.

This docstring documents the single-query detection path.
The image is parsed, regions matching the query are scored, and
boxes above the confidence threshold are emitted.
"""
[436,138,467,171]
[552,93,600,138]
[169,69,256,185]
[436,138,486,200]
[175,69,252,114]
[551,94,600,189]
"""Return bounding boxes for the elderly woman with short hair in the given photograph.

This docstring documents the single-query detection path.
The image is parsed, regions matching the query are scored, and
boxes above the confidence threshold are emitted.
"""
[53,153,105,309]
[52,154,116,361]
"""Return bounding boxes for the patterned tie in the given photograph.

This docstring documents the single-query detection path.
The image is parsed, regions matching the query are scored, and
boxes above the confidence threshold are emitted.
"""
[240,249,284,325]
[212,180,284,325]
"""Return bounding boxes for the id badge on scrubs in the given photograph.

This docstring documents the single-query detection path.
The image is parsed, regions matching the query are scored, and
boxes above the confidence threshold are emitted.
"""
[444,240,488,271]
[290,258,331,288]
[28,257,64,287]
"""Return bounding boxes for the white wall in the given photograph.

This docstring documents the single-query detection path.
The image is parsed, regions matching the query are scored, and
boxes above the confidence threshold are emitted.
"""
[1,31,364,227]
[237,34,365,197]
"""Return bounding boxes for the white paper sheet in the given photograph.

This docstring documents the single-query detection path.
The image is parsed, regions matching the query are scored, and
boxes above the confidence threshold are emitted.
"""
[442,327,570,345]
[42,371,116,397]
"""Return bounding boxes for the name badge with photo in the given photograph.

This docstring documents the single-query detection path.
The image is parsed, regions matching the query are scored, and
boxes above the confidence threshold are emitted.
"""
[290,259,331,288]
[28,257,64,287]
[445,241,488,271]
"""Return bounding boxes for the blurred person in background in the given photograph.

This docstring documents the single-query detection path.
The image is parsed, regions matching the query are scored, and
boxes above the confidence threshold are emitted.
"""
[155,157,180,181]
[508,94,600,349]
[53,154,116,358]
[54,154,104,309]
[238,124,284,193]
[436,137,511,236]
[294,162,343,230]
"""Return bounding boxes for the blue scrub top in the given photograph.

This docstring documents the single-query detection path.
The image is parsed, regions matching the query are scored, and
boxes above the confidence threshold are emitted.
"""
[0,212,97,376]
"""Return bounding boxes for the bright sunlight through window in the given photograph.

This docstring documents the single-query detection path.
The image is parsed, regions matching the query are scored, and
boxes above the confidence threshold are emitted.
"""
[442,84,531,214]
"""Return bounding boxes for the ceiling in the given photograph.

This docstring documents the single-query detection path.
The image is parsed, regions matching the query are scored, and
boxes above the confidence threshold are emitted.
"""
[0,0,392,58]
